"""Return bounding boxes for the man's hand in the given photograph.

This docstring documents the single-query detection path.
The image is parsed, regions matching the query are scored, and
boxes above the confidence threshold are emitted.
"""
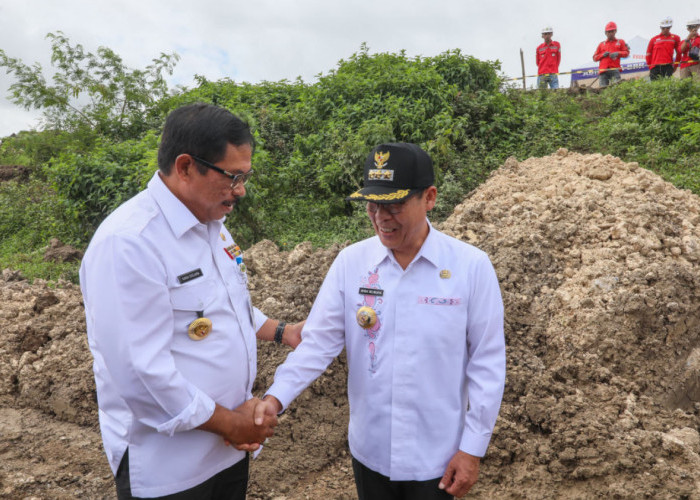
[438,451,480,497]
[232,398,278,450]
[609,52,619,60]
[284,320,305,348]
[602,51,610,58]
[254,395,283,424]
[233,396,283,451]
[198,399,277,451]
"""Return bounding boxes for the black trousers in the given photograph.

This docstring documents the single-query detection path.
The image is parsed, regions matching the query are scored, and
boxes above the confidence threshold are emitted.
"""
[352,457,453,500]
[650,64,674,80]
[115,449,249,500]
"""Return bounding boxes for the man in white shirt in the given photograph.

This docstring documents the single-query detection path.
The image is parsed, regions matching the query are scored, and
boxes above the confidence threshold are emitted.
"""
[80,103,303,499]
[256,143,506,499]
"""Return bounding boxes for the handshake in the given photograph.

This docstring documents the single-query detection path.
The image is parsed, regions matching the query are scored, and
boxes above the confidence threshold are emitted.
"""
[199,395,283,451]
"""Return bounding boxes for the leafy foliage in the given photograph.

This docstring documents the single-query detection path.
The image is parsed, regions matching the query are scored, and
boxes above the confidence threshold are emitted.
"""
[0,32,178,141]
[2,36,700,283]
[0,178,83,281]
[45,132,159,236]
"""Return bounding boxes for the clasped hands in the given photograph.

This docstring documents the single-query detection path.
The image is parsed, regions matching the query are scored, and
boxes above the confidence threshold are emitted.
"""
[200,397,281,452]
[222,396,283,451]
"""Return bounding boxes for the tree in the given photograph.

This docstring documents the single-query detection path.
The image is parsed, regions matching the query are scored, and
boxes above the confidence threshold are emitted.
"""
[0,31,179,140]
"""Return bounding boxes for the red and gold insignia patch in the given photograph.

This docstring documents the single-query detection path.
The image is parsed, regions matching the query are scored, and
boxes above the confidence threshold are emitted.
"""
[374,151,390,169]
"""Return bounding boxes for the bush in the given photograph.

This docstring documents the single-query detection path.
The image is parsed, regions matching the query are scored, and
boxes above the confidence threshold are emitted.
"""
[4,46,700,284]
[0,177,82,281]
[45,131,159,237]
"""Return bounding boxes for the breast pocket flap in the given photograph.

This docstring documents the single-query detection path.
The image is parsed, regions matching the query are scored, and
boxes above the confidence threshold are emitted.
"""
[169,280,216,311]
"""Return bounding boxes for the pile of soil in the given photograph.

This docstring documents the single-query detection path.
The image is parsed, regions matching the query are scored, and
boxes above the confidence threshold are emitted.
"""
[0,165,31,182]
[2,150,700,499]
[441,150,700,498]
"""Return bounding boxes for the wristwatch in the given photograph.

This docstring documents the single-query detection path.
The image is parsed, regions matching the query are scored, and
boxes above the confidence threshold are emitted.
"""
[274,321,286,344]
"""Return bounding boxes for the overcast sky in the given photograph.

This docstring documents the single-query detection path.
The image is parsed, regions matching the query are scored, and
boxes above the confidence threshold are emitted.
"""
[1,1,697,138]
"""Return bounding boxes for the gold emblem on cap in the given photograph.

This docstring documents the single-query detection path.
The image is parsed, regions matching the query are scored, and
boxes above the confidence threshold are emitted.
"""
[356,306,377,329]
[188,317,213,340]
[374,151,390,168]
[440,269,451,279]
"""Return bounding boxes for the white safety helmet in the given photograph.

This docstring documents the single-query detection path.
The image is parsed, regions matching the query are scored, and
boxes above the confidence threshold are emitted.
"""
[660,17,673,28]
[541,26,553,34]
[687,18,700,28]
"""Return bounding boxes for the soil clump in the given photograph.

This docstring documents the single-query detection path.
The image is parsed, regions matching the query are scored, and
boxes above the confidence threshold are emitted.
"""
[0,165,31,183]
[1,150,700,499]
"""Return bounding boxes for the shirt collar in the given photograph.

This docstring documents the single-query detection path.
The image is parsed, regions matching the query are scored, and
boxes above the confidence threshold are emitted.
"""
[147,171,220,239]
[414,220,440,268]
[368,219,440,269]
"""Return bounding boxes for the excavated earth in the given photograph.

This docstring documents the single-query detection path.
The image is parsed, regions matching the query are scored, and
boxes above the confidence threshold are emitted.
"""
[2,150,700,499]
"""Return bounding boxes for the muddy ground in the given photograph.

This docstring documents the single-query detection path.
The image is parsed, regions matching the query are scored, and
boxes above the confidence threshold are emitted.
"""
[2,150,700,499]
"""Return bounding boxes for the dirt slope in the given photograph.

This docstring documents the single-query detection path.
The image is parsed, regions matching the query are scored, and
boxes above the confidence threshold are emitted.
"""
[2,150,700,499]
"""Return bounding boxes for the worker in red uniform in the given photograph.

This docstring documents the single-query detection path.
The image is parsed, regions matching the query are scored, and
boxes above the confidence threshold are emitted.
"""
[646,17,682,80]
[679,17,700,79]
[536,26,561,89]
[593,22,630,87]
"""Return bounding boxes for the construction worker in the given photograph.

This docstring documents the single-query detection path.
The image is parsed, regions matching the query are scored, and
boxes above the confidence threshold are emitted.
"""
[646,17,682,80]
[593,22,630,87]
[679,17,700,79]
[536,26,561,89]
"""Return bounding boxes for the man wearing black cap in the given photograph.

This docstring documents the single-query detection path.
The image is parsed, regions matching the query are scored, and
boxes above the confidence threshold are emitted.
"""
[257,143,505,499]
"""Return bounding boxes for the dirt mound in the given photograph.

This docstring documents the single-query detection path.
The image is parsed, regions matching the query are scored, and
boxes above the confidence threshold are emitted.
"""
[440,149,700,498]
[42,238,84,263]
[2,150,700,499]
[0,165,31,182]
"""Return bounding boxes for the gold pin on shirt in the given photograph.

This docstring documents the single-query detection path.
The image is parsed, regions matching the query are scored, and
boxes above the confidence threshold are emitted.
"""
[440,269,451,279]
[356,306,377,329]
[188,317,213,340]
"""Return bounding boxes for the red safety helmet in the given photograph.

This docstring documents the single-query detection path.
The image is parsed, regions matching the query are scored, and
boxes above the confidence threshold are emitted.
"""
[605,21,617,31]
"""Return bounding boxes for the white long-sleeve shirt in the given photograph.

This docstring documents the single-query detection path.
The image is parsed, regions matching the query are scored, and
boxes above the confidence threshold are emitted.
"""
[80,172,267,497]
[268,223,505,481]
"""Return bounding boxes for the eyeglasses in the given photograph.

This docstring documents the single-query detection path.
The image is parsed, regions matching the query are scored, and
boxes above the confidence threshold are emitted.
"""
[367,199,411,215]
[366,191,424,215]
[190,154,254,188]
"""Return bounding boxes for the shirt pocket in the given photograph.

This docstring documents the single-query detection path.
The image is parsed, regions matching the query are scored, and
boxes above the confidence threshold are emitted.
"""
[169,280,217,335]
[170,280,216,310]
[414,295,468,352]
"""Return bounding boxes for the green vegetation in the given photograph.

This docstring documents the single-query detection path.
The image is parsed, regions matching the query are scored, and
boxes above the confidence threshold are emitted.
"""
[1,34,700,282]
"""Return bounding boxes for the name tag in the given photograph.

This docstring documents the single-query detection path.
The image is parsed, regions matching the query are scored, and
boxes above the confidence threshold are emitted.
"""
[359,287,384,296]
[417,296,462,306]
[177,268,203,284]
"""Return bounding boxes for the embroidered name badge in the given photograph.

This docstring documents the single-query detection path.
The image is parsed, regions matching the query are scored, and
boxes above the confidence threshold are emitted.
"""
[359,287,384,297]
[417,296,462,306]
[177,268,203,284]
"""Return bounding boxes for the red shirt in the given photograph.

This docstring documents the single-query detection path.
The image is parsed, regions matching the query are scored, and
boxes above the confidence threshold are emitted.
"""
[646,33,681,68]
[680,36,700,68]
[593,38,630,70]
[536,41,561,75]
